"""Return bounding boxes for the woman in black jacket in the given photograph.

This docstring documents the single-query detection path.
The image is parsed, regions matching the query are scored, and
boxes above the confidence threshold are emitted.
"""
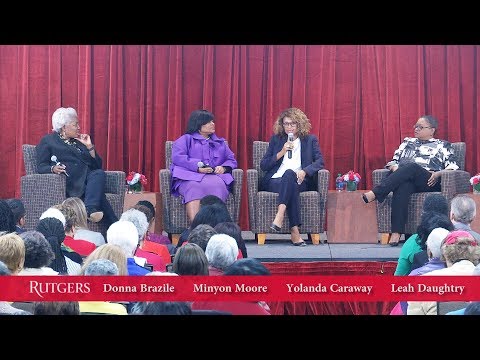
[260,108,325,246]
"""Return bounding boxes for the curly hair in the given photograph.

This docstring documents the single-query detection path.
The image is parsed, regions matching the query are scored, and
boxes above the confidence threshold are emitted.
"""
[20,231,55,269]
[273,108,312,137]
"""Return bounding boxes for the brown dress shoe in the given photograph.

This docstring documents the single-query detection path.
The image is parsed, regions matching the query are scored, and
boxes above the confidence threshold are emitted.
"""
[88,211,104,223]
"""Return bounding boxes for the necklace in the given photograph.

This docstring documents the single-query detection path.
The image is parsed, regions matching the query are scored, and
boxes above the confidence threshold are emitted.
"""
[58,133,81,152]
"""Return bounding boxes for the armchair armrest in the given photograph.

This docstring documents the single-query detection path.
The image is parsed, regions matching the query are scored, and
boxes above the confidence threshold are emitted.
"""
[440,170,471,201]
[159,169,172,229]
[372,169,390,187]
[246,169,259,229]
[105,171,126,195]
[21,174,67,230]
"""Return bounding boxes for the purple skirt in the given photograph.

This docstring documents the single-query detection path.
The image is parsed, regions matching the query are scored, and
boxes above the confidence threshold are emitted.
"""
[176,175,229,204]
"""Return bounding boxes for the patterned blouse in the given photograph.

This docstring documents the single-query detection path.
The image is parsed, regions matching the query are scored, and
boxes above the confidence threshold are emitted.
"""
[385,137,458,172]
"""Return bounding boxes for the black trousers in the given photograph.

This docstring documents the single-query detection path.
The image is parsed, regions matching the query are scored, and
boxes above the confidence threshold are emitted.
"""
[83,169,118,226]
[372,162,441,234]
[265,169,307,228]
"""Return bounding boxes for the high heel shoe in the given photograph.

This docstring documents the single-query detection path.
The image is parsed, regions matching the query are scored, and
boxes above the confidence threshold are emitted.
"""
[362,194,369,204]
[270,223,281,232]
[292,240,306,247]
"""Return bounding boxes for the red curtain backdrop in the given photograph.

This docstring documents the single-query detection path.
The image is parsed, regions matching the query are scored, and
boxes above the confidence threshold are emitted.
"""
[1,45,479,230]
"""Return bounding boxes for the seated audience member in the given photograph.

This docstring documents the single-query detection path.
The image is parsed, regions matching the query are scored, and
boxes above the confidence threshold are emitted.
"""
[0,199,16,233]
[130,301,192,315]
[186,224,217,252]
[0,260,31,315]
[6,199,26,234]
[0,232,25,275]
[410,213,455,272]
[131,203,173,262]
[39,207,66,227]
[205,233,238,275]
[62,197,106,246]
[395,211,453,276]
[391,227,450,315]
[407,230,480,315]
[120,209,166,272]
[79,244,128,275]
[33,301,80,315]
[177,200,233,248]
[134,200,172,246]
[18,231,57,275]
[449,194,480,242]
[55,203,96,257]
[192,258,271,315]
[170,109,238,223]
[214,222,247,259]
[409,228,449,276]
[172,243,209,275]
[362,115,459,246]
[107,220,150,275]
[79,259,128,315]
[36,217,81,275]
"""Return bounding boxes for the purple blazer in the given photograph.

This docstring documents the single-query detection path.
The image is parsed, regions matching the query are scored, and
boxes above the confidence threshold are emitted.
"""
[170,132,237,195]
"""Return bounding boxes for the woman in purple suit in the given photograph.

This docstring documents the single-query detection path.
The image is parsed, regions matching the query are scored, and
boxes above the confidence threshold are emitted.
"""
[170,110,238,222]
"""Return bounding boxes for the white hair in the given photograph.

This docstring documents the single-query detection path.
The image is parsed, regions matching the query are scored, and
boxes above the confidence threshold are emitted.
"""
[426,227,450,259]
[106,221,139,257]
[205,234,238,270]
[52,107,78,133]
[120,209,149,240]
[39,208,66,228]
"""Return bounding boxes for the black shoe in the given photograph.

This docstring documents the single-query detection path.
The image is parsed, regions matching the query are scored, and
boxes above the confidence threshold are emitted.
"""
[362,194,369,204]
[292,241,306,247]
[270,223,281,232]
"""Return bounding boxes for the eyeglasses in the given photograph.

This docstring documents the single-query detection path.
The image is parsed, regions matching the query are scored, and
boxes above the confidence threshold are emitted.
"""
[413,125,431,130]
[283,122,297,128]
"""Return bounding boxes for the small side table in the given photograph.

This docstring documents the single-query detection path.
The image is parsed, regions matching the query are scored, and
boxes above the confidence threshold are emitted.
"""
[123,191,163,234]
[326,190,378,243]
[466,193,480,233]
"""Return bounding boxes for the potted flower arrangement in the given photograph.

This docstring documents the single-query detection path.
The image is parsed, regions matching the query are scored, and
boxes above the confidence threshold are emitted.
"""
[470,173,480,194]
[343,170,361,191]
[126,171,147,193]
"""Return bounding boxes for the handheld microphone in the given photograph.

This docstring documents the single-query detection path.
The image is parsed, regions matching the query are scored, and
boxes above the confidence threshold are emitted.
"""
[197,161,208,168]
[287,133,294,159]
[51,155,69,177]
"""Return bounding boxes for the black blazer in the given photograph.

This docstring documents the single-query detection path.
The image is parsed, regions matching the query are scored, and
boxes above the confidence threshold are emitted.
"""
[36,133,103,198]
[259,134,325,191]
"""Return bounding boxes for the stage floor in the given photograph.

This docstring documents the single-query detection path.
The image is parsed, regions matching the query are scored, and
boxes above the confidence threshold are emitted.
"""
[242,231,403,262]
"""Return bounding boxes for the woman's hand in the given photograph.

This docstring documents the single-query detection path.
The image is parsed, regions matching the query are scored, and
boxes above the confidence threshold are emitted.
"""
[277,139,294,160]
[214,166,225,174]
[427,171,441,187]
[198,166,214,174]
[52,164,67,175]
[296,170,306,184]
[76,133,92,147]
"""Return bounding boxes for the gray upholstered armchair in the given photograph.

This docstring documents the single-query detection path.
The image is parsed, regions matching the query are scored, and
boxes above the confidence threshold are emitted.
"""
[247,141,329,245]
[21,144,125,235]
[373,142,471,243]
[159,140,243,245]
